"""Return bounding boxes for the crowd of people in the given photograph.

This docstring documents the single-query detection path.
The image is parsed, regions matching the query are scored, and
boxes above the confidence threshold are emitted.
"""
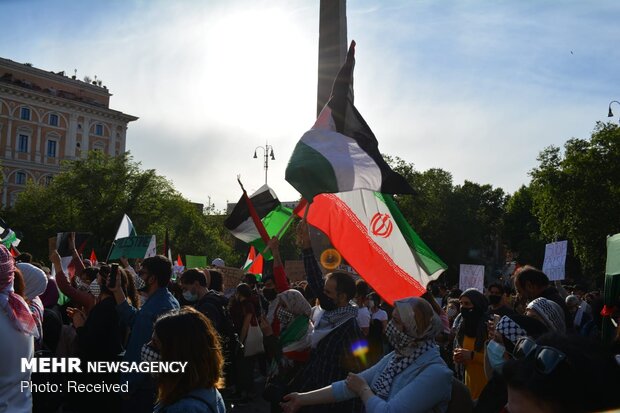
[2,222,620,413]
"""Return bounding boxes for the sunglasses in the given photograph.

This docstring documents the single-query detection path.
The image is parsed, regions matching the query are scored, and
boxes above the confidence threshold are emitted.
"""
[513,337,566,375]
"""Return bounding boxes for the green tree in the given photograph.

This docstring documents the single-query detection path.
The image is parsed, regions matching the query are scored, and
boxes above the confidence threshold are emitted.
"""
[7,151,239,264]
[503,185,546,267]
[530,122,620,280]
[388,156,506,285]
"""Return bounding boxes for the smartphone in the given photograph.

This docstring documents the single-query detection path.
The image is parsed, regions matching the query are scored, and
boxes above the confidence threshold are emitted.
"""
[493,314,501,325]
[109,263,119,289]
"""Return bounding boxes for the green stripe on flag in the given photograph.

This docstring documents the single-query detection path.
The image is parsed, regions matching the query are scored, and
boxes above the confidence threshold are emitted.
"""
[286,141,339,200]
[250,205,294,259]
[380,193,448,277]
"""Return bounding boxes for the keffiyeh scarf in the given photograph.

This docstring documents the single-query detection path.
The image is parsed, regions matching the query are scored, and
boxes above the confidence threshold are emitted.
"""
[370,340,435,399]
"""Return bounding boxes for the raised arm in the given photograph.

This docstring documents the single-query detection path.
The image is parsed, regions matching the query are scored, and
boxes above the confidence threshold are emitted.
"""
[268,236,290,293]
[51,250,95,312]
[297,221,330,308]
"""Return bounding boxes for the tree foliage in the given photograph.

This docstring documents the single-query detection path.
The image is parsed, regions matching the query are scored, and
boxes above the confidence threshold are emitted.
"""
[530,122,620,277]
[6,151,240,265]
[388,156,506,285]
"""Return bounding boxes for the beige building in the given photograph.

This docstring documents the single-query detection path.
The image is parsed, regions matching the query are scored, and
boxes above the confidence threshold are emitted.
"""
[0,57,137,207]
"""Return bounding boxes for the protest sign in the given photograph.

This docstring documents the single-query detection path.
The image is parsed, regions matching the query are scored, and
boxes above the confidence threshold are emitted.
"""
[186,255,207,269]
[459,264,484,292]
[542,240,568,281]
[109,235,154,260]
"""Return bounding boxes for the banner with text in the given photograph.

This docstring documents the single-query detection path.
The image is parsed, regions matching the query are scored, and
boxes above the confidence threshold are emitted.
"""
[542,240,568,281]
[109,235,154,260]
[459,264,485,292]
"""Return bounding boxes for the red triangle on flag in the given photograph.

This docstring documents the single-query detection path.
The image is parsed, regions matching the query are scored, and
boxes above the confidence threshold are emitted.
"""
[90,249,98,264]
[9,246,18,258]
[246,246,263,275]
[177,254,183,267]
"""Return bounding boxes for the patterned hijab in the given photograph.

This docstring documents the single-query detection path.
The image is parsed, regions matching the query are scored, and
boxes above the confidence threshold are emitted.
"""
[495,314,548,353]
[0,245,38,337]
[371,297,440,399]
[527,297,566,334]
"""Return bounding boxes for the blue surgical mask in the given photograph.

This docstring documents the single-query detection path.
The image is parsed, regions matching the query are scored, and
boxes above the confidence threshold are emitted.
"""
[183,290,198,302]
[486,340,506,371]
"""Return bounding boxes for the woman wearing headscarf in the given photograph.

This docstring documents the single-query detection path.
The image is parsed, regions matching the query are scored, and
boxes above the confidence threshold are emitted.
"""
[262,289,313,412]
[280,297,453,413]
[525,297,566,334]
[16,263,47,348]
[0,245,37,413]
[452,288,489,399]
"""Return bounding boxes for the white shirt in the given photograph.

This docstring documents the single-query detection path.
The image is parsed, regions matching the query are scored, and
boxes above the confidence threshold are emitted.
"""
[0,309,34,413]
[371,309,388,322]
[357,306,371,329]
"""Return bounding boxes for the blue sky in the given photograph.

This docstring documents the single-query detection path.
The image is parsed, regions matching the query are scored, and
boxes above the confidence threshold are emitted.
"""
[2,0,619,209]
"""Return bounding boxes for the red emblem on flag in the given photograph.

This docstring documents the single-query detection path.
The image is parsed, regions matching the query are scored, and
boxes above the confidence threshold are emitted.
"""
[370,213,393,238]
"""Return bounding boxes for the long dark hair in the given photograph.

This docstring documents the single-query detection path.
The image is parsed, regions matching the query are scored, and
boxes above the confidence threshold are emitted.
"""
[156,307,224,406]
[99,266,139,308]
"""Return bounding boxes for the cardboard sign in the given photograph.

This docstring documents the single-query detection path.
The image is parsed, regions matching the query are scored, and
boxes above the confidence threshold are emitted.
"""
[284,260,306,282]
[459,264,485,292]
[109,235,154,260]
[542,240,568,281]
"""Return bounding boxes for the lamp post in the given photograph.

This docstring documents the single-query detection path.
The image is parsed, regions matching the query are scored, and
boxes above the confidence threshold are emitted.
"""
[608,100,620,123]
[253,143,275,185]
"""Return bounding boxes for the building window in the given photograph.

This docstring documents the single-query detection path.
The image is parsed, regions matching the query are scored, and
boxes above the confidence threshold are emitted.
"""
[95,124,103,136]
[17,134,29,152]
[47,140,57,157]
[44,175,53,186]
[15,172,26,185]
[20,107,31,120]
[49,114,59,126]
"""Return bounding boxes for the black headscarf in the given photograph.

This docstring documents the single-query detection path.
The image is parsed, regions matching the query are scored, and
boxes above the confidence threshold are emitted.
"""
[456,288,489,352]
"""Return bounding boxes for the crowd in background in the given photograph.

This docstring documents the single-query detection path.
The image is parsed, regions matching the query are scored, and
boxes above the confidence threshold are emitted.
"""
[2,223,620,413]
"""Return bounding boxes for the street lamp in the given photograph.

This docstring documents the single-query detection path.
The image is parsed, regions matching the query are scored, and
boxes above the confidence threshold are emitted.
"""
[608,100,620,122]
[253,143,275,185]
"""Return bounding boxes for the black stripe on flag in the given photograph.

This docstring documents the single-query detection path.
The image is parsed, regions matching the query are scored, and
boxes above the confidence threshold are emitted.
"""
[224,185,280,231]
[328,41,414,195]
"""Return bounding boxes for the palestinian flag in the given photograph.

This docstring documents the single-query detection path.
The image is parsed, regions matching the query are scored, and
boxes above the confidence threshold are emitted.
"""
[285,41,414,201]
[297,190,446,304]
[0,218,21,248]
[224,185,293,258]
[114,214,137,240]
[243,245,264,275]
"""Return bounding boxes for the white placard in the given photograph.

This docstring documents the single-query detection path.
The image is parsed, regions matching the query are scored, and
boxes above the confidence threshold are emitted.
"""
[542,240,568,281]
[459,264,485,292]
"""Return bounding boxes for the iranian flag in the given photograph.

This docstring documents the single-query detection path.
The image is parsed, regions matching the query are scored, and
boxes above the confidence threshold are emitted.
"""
[224,184,293,258]
[286,41,414,201]
[298,190,446,304]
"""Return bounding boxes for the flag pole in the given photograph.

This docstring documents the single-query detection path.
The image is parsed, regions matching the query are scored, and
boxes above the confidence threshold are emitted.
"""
[105,241,115,263]
[255,198,307,258]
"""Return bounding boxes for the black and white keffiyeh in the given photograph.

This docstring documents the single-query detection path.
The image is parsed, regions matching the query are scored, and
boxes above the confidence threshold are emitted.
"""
[370,340,435,399]
[527,297,566,334]
[496,316,527,345]
[317,305,358,330]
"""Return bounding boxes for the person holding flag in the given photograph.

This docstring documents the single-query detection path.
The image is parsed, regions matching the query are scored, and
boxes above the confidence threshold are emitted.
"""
[286,220,363,413]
